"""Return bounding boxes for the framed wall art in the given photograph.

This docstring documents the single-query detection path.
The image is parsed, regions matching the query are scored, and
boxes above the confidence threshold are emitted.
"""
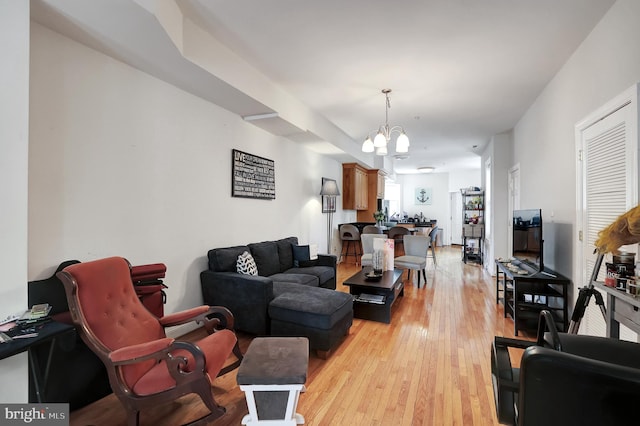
[231,149,275,200]
[415,187,432,205]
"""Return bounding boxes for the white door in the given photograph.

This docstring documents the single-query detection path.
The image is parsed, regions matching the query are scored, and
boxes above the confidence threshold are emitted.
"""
[576,84,639,338]
[450,191,463,245]
[508,165,521,258]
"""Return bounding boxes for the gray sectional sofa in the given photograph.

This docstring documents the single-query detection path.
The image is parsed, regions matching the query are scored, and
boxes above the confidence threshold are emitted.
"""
[200,237,353,357]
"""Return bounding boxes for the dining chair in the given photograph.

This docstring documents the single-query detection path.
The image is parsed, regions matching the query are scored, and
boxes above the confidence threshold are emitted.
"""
[360,234,388,267]
[427,226,438,265]
[394,235,429,288]
[388,226,410,256]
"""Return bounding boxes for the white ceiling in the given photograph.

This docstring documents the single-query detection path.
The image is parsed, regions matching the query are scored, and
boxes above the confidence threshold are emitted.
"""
[32,0,616,174]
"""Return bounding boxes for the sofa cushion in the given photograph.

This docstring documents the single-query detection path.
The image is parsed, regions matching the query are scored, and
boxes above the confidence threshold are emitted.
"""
[276,237,298,272]
[269,284,353,330]
[271,274,318,287]
[292,244,311,267]
[208,246,250,272]
[248,241,280,277]
[285,266,334,287]
[236,251,258,275]
[292,244,319,267]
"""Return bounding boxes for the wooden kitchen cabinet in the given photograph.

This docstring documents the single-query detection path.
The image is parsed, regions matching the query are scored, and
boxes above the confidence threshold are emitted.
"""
[356,169,385,221]
[343,163,368,210]
[376,170,385,199]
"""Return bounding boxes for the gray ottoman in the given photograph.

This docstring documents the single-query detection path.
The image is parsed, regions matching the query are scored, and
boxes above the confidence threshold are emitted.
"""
[237,337,309,425]
[269,284,353,358]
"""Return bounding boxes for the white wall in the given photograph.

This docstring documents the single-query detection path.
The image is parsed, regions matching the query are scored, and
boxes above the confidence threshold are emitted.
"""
[27,22,343,328]
[448,169,481,193]
[0,0,30,403]
[482,131,513,274]
[512,0,640,312]
[397,173,450,242]
[394,171,481,246]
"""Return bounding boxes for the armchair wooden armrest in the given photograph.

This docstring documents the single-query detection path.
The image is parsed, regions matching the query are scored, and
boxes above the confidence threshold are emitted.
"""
[110,339,210,391]
[159,305,235,335]
[158,305,241,375]
[109,338,175,364]
[159,306,210,327]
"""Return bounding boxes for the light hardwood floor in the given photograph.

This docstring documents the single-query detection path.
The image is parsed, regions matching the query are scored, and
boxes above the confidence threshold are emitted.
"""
[69,246,529,426]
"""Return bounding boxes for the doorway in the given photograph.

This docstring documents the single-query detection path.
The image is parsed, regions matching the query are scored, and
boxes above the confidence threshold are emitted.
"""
[508,164,521,258]
[449,191,462,245]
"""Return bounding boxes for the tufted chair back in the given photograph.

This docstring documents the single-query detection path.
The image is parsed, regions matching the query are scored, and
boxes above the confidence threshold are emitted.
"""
[61,257,164,388]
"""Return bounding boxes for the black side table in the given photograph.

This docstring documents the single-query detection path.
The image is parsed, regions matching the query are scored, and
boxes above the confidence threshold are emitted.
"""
[0,321,75,402]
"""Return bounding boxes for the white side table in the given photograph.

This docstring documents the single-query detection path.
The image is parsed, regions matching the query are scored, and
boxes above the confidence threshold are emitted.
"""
[237,337,308,426]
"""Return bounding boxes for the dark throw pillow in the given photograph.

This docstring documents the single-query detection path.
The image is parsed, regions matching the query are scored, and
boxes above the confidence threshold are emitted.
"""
[292,244,312,267]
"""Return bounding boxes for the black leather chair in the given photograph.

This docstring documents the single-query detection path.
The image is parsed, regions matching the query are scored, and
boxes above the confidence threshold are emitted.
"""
[492,311,640,425]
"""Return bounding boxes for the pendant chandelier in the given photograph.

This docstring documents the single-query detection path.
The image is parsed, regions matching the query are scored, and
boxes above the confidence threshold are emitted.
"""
[362,88,409,156]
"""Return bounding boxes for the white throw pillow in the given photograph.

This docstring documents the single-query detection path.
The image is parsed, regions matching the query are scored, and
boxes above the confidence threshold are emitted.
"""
[237,251,258,275]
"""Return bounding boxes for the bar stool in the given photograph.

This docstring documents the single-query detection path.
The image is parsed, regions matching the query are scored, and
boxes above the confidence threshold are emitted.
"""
[362,225,382,234]
[339,224,361,265]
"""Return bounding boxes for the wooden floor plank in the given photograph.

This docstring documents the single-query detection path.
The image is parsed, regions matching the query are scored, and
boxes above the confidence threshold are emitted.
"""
[69,246,531,426]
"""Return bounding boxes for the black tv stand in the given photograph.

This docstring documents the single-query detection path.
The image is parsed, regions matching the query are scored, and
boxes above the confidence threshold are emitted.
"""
[508,258,542,276]
[495,260,570,336]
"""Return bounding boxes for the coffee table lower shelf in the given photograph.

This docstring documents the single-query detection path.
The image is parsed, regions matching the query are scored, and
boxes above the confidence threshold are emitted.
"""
[343,268,404,324]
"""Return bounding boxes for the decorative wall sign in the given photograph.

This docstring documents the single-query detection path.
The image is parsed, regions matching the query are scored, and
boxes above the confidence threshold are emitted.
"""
[232,149,275,199]
[415,187,432,205]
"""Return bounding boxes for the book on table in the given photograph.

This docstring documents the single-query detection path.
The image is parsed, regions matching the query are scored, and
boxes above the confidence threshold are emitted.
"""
[356,294,385,304]
[16,304,52,324]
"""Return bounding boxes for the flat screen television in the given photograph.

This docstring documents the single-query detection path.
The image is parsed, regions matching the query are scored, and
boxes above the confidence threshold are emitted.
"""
[512,209,543,271]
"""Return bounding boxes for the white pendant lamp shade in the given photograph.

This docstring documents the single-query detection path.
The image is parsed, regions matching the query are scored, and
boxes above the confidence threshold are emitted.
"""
[373,131,387,148]
[395,132,410,153]
[362,136,374,153]
[375,144,388,156]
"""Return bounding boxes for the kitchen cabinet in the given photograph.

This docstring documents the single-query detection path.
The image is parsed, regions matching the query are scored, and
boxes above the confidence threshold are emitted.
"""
[356,169,386,221]
[376,170,385,199]
[343,163,368,210]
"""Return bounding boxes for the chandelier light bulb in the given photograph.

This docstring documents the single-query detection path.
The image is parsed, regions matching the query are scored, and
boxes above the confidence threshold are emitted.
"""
[373,131,387,148]
[375,145,388,156]
[395,132,410,153]
[362,136,374,153]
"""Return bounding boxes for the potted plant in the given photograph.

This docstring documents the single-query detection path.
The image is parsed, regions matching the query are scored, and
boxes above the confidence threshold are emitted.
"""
[373,210,385,227]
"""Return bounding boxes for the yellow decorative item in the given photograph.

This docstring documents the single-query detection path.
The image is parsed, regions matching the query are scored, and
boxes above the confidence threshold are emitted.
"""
[594,204,640,254]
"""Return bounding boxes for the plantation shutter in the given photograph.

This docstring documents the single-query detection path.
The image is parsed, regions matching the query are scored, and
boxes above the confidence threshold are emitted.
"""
[577,84,639,338]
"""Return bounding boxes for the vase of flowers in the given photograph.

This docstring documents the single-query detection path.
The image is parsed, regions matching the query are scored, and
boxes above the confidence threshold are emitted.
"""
[373,210,385,227]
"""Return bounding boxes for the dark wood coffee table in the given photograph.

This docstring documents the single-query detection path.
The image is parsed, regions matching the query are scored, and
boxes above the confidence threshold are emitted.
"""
[343,268,404,324]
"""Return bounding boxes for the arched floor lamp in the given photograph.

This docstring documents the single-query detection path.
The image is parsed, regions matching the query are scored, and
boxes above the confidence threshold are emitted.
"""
[320,178,340,254]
